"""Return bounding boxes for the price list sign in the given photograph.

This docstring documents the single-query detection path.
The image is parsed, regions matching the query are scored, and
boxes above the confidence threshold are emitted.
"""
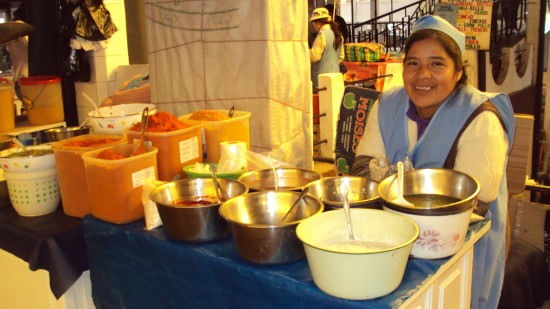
[442,0,493,50]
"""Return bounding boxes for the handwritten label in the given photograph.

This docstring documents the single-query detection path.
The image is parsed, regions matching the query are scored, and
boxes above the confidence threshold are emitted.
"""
[132,166,156,188]
[441,0,493,50]
[179,136,200,163]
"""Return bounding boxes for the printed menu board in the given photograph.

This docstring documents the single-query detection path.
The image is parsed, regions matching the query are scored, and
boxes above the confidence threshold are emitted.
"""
[442,0,493,50]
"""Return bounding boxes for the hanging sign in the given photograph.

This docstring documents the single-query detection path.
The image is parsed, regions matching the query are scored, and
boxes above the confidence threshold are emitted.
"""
[442,0,493,50]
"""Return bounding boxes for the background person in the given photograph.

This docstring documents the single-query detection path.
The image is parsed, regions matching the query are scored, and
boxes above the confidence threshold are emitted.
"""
[350,15,515,309]
[324,4,348,43]
[309,7,345,89]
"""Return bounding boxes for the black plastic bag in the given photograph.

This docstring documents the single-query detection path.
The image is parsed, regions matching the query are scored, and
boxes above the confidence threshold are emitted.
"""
[75,0,117,41]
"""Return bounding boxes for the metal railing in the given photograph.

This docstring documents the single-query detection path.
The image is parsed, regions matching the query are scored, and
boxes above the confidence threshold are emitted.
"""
[348,0,527,55]
[349,0,436,52]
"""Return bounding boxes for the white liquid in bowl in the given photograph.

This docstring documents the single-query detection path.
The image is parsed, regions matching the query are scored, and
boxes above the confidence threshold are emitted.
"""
[324,240,395,253]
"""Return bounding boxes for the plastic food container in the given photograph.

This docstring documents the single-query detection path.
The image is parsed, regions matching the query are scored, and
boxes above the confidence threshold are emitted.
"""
[19,76,64,125]
[178,110,251,163]
[126,124,202,181]
[0,82,15,132]
[82,143,158,224]
[52,135,126,218]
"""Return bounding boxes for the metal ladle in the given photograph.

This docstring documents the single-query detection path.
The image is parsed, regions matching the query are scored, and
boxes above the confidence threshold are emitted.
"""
[210,164,228,202]
[392,161,414,207]
[279,187,309,224]
[341,184,356,240]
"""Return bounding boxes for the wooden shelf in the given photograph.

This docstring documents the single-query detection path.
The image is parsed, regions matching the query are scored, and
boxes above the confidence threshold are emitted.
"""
[2,121,66,136]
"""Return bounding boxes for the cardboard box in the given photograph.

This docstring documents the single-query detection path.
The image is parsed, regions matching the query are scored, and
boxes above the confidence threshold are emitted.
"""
[506,114,534,195]
[508,196,550,252]
[334,87,380,174]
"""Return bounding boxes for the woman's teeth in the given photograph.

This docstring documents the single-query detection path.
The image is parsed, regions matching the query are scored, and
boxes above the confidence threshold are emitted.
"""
[416,86,431,91]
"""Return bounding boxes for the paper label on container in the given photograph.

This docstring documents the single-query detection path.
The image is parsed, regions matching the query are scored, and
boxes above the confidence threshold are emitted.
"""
[179,136,200,163]
[132,166,156,188]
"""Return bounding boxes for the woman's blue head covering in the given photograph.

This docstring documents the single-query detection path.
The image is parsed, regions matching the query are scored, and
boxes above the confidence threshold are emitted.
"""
[411,15,465,57]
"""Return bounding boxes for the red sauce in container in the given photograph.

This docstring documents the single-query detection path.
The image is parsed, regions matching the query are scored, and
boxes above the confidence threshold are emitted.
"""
[172,195,226,207]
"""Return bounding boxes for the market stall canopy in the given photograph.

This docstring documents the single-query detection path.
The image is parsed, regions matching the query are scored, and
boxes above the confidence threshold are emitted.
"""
[0,21,35,44]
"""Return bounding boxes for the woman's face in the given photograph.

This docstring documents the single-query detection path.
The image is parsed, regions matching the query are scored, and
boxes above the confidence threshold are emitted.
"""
[312,21,322,32]
[402,38,462,118]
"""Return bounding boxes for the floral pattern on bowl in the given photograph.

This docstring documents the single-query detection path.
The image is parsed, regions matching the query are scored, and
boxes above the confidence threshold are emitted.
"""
[414,229,463,253]
[0,145,56,173]
[88,103,157,135]
[383,206,473,259]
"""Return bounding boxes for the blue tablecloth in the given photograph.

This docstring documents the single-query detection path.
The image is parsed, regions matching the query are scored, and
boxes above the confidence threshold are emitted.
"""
[82,215,488,309]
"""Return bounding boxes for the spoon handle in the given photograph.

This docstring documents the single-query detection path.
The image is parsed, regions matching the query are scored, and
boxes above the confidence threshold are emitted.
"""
[397,161,404,198]
[341,186,355,240]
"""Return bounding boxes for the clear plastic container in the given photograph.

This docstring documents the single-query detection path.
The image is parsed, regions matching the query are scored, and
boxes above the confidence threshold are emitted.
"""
[126,124,202,181]
[82,143,158,224]
[178,110,251,163]
[19,76,64,125]
[52,135,126,218]
[0,83,15,132]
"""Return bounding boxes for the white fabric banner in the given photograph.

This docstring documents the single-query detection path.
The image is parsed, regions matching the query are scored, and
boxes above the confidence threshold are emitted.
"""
[144,0,313,169]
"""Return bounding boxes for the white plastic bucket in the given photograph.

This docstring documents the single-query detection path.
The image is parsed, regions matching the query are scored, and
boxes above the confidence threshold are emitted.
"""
[4,168,60,216]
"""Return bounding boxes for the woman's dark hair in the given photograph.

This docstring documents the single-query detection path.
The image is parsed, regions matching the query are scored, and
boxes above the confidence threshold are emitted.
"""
[404,29,468,86]
[315,19,343,50]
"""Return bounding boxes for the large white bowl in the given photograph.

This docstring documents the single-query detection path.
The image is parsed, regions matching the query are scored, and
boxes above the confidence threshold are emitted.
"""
[383,206,474,259]
[0,144,55,173]
[296,209,419,300]
[87,103,157,135]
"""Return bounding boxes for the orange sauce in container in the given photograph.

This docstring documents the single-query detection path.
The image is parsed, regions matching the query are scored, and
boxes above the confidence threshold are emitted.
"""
[126,111,202,181]
[52,135,125,218]
[82,143,158,224]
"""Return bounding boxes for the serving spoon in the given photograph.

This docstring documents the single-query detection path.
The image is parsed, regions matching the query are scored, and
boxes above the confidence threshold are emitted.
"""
[131,107,149,157]
[392,161,414,207]
[210,164,228,202]
[341,184,355,240]
[279,186,309,224]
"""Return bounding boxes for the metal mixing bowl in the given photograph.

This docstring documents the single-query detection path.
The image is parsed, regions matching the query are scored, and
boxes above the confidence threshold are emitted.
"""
[306,176,381,210]
[237,168,322,191]
[41,126,91,143]
[150,178,249,242]
[378,168,479,215]
[219,190,324,265]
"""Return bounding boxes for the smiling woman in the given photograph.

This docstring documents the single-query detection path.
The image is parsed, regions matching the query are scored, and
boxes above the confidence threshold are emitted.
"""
[350,15,517,309]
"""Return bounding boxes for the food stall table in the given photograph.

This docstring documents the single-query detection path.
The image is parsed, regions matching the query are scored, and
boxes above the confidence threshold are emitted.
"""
[82,215,490,309]
[0,206,93,309]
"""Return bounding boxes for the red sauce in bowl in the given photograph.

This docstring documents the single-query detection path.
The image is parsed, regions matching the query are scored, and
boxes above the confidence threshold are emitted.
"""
[172,195,226,207]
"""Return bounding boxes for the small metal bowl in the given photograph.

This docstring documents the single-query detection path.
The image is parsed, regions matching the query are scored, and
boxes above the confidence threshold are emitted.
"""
[0,135,12,151]
[219,190,324,265]
[237,168,321,191]
[306,176,381,210]
[149,177,248,243]
[41,126,91,143]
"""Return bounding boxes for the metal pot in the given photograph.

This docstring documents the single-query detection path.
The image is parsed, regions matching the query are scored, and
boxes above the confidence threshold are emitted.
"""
[41,126,91,143]
[150,178,249,243]
[306,176,381,210]
[238,168,321,191]
[378,168,479,215]
[219,190,324,265]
